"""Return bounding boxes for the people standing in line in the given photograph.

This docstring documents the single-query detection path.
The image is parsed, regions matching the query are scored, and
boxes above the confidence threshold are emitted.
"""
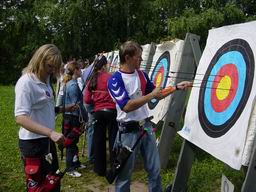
[81,58,96,164]
[15,44,78,191]
[62,61,88,177]
[107,41,192,192]
[84,55,118,176]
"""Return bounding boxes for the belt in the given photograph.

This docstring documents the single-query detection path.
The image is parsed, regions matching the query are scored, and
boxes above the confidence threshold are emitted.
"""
[118,116,153,133]
[118,121,141,133]
[98,108,116,113]
[64,114,79,118]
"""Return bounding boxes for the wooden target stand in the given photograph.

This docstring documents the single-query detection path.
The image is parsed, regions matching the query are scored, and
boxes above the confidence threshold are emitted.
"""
[165,35,256,192]
[169,130,256,192]
[158,32,201,169]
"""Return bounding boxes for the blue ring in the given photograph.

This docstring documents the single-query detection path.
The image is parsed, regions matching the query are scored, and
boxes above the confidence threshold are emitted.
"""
[151,58,168,88]
[204,51,246,125]
[148,51,170,109]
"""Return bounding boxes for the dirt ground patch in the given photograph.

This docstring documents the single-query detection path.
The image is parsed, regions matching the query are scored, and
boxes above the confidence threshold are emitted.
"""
[106,181,148,192]
[61,170,148,192]
[60,135,149,192]
[60,159,148,192]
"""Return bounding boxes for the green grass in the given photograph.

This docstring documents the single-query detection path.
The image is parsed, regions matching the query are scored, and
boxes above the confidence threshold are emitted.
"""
[0,85,245,191]
[0,85,24,191]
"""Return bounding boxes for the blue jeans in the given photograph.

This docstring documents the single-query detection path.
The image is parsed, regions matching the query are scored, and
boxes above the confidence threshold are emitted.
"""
[63,115,81,171]
[66,144,80,171]
[85,104,94,162]
[115,121,162,192]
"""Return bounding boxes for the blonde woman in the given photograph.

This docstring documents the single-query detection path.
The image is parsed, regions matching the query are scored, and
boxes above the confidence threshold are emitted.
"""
[15,44,77,191]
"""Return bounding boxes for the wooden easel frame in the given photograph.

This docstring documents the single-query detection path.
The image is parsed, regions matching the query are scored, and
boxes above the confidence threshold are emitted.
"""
[158,33,201,169]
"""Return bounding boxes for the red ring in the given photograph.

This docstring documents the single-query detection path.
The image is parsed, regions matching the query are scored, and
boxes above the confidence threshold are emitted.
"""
[211,64,238,112]
[153,66,164,86]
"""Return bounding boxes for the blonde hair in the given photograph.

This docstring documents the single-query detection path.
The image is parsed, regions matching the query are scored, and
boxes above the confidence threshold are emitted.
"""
[23,44,62,81]
[63,61,80,83]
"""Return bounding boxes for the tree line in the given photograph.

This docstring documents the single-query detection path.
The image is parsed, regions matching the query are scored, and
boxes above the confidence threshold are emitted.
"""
[1,0,256,84]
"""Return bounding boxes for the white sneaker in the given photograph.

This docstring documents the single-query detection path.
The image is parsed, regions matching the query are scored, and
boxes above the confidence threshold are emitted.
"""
[67,170,82,177]
[78,164,86,169]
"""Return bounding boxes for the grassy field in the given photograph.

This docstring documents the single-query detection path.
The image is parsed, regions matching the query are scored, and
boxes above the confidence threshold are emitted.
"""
[0,85,245,191]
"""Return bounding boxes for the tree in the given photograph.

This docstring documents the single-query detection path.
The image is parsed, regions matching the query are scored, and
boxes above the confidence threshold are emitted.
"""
[168,3,246,48]
[0,0,256,84]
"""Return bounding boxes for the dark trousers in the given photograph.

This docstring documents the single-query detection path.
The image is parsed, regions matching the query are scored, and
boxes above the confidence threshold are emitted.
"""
[93,109,118,176]
[19,138,60,192]
[63,115,81,171]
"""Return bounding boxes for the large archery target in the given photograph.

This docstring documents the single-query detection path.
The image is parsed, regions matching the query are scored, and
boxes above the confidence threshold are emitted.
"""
[199,39,254,138]
[179,21,256,170]
[148,40,184,123]
[148,51,170,109]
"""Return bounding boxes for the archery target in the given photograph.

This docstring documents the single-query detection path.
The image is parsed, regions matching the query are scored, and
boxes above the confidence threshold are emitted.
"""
[148,51,170,109]
[147,40,184,123]
[199,39,254,138]
[179,21,256,170]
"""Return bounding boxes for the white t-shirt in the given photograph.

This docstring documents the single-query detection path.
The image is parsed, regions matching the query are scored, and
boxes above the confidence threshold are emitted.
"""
[108,70,154,122]
[15,73,55,140]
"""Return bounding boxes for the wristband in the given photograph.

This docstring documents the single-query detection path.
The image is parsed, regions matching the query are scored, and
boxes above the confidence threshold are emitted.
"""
[176,85,180,90]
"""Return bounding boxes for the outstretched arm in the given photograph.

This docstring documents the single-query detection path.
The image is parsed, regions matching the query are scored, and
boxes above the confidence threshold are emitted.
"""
[155,81,193,99]
[122,87,161,112]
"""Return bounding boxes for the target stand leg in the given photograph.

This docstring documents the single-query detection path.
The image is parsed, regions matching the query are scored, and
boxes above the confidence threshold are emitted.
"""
[170,139,196,192]
[241,137,256,191]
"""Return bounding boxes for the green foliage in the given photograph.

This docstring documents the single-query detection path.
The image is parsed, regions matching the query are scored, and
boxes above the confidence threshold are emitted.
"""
[187,155,244,192]
[223,3,246,24]
[167,3,246,48]
[236,0,256,16]
[1,0,256,85]
[0,86,24,191]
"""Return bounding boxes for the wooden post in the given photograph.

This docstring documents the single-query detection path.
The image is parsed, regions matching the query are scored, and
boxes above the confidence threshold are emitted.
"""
[158,33,201,168]
[241,135,256,192]
[168,33,202,191]
[171,140,196,191]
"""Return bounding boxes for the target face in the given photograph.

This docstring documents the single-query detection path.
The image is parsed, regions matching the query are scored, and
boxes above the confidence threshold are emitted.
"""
[148,51,170,109]
[198,39,254,138]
